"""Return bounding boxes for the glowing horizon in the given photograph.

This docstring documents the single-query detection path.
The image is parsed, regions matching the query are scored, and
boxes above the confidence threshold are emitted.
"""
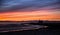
[0,10,60,21]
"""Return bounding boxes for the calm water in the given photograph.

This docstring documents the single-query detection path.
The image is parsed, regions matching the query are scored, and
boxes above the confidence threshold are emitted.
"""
[0,28,60,35]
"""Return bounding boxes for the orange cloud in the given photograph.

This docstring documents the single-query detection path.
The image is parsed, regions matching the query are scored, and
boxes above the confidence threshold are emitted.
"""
[0,10,60,21]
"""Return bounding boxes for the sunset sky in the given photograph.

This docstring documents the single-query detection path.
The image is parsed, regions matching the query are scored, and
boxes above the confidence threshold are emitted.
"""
[0,0,60,21]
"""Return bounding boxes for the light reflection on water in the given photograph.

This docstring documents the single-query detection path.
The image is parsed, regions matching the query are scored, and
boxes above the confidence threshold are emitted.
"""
[0,23,48,32]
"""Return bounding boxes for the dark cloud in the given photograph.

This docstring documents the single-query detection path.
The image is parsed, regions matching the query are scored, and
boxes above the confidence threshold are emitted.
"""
[0,0,60,12]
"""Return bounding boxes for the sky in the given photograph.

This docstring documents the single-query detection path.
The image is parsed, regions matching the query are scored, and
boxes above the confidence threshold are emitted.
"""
[0,0,60,21]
